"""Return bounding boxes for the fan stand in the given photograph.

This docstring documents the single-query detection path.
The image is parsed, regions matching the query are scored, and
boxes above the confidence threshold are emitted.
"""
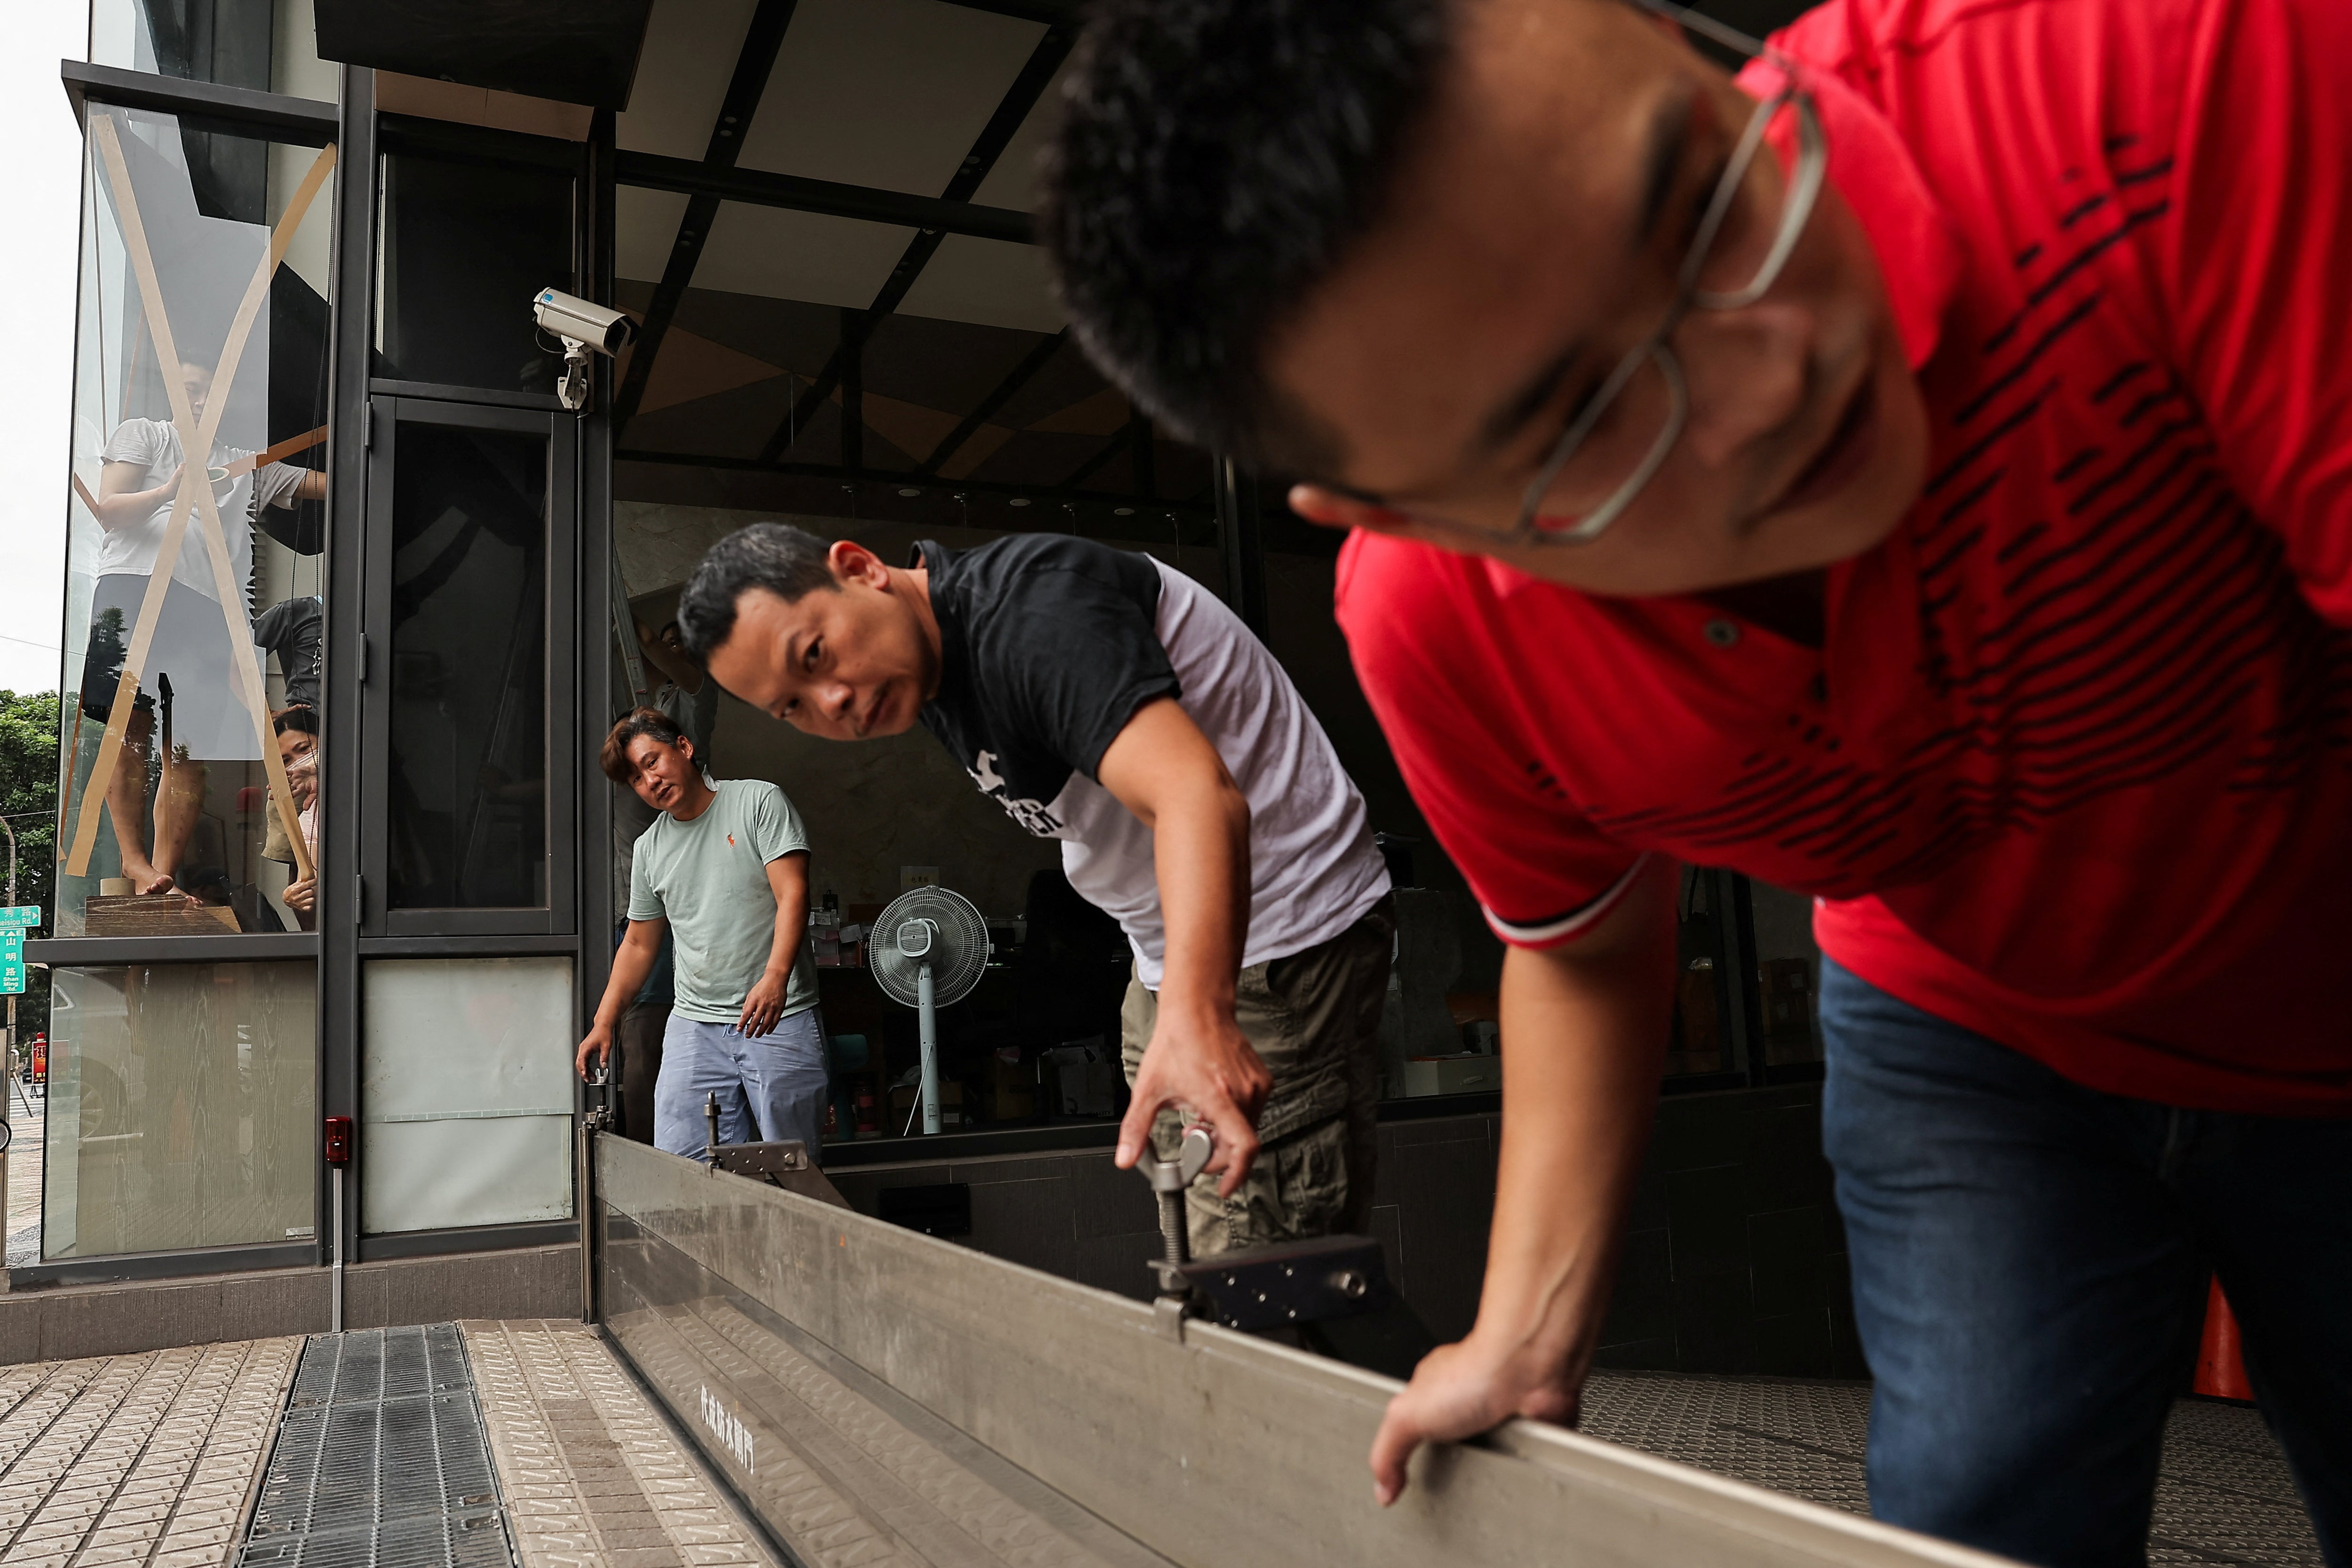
[899,960,943,1138]
[917,960,941,1135]
[876,897,986,1139]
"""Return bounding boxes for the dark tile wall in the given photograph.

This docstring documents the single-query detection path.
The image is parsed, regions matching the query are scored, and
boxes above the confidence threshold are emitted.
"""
[827,1083,1868,1379]
[1601,1083,1866,1378]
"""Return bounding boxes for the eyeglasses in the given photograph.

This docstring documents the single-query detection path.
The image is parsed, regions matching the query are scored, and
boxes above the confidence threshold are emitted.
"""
[1374,6,1829,549]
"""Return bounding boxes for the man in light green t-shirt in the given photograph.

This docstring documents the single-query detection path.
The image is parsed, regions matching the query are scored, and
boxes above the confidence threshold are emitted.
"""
[578,708,825,1160]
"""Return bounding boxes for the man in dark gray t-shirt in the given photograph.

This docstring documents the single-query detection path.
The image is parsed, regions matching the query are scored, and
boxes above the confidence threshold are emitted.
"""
[678,523,1394,1260]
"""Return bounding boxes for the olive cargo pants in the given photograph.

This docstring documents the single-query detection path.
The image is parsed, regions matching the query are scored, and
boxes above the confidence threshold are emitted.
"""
[1120,897,1394,1258]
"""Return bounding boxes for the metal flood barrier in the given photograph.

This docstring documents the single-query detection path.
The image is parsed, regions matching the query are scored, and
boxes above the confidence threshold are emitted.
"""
[594,1134,2017,1568]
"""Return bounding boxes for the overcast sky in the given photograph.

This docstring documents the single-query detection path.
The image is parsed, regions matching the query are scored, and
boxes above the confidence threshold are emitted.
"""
[0,6,88,695]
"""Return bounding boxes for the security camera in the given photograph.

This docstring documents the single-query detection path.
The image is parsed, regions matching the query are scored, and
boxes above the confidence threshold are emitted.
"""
[535,288,635,354]
[533,287,637,411]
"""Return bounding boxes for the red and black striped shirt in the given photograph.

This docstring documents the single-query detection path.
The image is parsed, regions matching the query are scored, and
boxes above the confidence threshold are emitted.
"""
[1338,0,2352,1113]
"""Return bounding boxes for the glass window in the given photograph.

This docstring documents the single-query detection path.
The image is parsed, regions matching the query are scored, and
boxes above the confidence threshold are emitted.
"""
[383,422,549,910]
[359,957,573,1233]
[1749,879,1825,1067]
[376,146,574,396]
[91,0,336,102]
[42,961,316,1259]
[57,105,334,937]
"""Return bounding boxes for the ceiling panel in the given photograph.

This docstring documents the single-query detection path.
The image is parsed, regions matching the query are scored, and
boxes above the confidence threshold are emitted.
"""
[617,0,760,156]
[616,184,691,284]
[969,55,1074,213]
[693,203,915,307]
[897,234,1065,333]
[736,0,1043,195]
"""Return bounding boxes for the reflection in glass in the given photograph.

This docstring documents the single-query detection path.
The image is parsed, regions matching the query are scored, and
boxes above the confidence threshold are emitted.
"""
[90,0,336,102]
[43,962,316,1258]
[378,150,574,396]
[386,424,549,909]
[1668,868,1732,1076]
[360,957,574,1233]
[58,106,334,936]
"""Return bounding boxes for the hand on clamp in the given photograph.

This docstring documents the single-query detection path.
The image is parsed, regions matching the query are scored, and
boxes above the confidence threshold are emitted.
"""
[1146,1124,1216,1297]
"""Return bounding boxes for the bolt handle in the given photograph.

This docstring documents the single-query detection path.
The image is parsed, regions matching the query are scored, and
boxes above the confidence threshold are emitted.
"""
[1146,1124,1216,1194]
[1144,1125,1216,1298]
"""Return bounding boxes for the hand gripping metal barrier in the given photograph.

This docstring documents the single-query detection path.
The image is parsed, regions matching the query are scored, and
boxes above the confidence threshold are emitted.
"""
[590,1133,2022,1568]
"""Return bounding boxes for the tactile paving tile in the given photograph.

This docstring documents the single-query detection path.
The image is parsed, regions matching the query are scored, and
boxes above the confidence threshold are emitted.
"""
[0,1336,301,1568]
[460,1319,781,1568]
[1579,1373,2325,1566]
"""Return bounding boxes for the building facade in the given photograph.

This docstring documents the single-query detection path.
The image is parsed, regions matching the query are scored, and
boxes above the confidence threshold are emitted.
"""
[27,0,1830,1359]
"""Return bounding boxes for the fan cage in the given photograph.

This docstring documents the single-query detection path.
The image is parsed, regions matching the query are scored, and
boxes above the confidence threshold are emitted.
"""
[869,886,992,1007]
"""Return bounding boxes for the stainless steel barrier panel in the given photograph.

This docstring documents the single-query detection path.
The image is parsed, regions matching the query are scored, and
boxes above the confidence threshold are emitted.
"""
[596,1135,2017,1568]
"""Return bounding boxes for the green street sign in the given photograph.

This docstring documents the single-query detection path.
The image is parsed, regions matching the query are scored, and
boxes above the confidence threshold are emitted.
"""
[0,907,38,928]
[0,961,22,996]
[0,930,19,962]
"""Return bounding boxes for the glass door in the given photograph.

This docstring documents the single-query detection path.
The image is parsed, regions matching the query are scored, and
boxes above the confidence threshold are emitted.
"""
[361,398,577,936]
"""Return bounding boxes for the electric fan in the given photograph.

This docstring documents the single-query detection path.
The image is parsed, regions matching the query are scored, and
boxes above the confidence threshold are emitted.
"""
[867,885,993,1135]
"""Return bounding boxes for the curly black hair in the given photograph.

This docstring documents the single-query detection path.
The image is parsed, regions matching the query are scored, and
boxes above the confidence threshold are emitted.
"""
[1037,0,1453,472]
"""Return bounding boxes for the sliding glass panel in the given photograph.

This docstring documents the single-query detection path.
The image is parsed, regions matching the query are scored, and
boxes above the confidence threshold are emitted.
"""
[376,144,574,396]
[359,956,573,1233]
[383,422,550,910]
[43,961,316,1258]
[91,0,336,102]
[58,105,334,938]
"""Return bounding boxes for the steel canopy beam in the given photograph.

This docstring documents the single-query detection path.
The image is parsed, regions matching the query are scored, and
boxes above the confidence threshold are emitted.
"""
[610,0,802,432]
[917,327,1069,476]
[1058,422,1134,491]
[944,0,1080,22]
[613,446,1215,520]
[615,151,1034,243]
[752,23,1073,465]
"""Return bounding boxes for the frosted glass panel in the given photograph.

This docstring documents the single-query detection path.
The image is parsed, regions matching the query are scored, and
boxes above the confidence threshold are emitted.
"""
[360,956,574,1233]
[362,1119,572,1233]
[45,963,317,1258]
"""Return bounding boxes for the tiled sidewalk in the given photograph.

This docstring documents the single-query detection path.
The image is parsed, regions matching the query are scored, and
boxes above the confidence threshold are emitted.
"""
[1580,1371,2326,1568]
[463,1320,779,1568]
[0,1337,299,1567]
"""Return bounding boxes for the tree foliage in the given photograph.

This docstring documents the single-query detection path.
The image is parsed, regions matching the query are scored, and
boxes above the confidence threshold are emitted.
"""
[0,689,58,1038]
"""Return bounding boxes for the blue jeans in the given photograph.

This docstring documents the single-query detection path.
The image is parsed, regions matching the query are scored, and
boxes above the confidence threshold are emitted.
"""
[1819,959,2351,1568]
[652,1010,829,1164]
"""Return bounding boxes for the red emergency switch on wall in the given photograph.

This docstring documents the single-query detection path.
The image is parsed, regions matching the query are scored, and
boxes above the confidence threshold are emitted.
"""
[324,1115,354,1167]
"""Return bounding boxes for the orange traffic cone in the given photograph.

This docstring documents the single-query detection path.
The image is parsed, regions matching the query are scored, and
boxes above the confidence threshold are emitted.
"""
[2193,1278,2254,1401]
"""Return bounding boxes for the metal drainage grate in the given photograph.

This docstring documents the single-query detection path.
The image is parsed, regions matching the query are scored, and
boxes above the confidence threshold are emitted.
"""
[288,1322,477,1410]
[238,1326,516,1568]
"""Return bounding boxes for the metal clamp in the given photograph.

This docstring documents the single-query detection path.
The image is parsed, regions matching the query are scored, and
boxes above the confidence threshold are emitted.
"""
[1144,1125,1215,1304]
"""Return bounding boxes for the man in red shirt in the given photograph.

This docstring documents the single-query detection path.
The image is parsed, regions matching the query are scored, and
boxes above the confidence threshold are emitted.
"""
[1039,0,2352,1561]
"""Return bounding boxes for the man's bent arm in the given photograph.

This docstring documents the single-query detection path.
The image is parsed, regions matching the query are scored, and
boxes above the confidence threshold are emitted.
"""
[95,459,182,532]
[1368,856,1678,1504]
[741,851,810,1038]
[1097,696,1268,1193]
[580,917,667,1078]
